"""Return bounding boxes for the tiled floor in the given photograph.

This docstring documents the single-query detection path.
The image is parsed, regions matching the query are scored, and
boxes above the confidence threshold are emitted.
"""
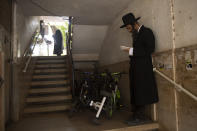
[6,110,131,131]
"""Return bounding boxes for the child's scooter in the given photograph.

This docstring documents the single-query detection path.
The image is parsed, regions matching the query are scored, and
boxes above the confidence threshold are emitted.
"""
[90,97,106,125]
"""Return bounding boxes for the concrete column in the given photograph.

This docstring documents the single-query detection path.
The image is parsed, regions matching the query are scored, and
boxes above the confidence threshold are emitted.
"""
[0,53,5,131]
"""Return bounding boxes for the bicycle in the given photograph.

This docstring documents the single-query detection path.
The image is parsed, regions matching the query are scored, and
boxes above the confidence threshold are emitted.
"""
[90,71,124,124]
[69,71,100,118]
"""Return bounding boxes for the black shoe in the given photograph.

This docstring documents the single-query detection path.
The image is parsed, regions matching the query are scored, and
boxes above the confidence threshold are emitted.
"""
[124,115,136,125]
[125,115,152,126]
[126,118,152,126]
[126,118,142,126]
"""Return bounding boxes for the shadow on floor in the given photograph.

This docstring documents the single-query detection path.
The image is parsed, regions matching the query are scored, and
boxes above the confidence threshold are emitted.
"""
[6,110,131,131]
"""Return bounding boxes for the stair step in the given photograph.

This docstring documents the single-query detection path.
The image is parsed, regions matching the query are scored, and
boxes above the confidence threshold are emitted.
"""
[35,64,66,68]
[28,90,71,97]
[26,95,72,103]
[36,59,66,63]
[24,104,71,113]
[34,69,67,73]
[31,84,70,89]
[24,56,71,115]
[36,61,66,65]
[26,100,72,106]
[28,91,71,97]
[35,66,67,70]
[104,123,159,131]
[33,71,68,75]
[31,80,69,86]
[37,56,67,60]
[33,74,68,79]
[29,87,70,94]
[32,77,68,82]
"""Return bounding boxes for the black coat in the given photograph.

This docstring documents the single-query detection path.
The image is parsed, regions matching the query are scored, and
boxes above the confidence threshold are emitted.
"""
[53,30,63,55]
[129,26,158,106]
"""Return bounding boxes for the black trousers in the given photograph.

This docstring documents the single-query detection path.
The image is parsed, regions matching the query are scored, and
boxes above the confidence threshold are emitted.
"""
[131,105,145,117]
[129,65,147,118]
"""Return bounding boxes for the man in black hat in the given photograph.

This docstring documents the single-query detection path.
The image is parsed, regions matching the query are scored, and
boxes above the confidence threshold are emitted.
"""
[120,13,159,125]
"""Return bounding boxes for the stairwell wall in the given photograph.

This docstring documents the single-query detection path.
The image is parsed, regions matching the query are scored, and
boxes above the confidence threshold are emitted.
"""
[72,25,108,69]
[11,2,40,121]
[99,0,197,131]
[0,0,12,130]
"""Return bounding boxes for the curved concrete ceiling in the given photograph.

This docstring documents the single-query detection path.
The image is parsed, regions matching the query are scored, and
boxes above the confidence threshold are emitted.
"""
[17,0,131,25]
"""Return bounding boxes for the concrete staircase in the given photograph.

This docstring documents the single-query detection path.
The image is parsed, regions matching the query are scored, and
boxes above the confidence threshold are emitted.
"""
[24,56,72,114]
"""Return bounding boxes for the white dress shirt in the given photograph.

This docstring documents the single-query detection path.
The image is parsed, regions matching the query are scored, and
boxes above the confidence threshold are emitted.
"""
[129,25,143,56]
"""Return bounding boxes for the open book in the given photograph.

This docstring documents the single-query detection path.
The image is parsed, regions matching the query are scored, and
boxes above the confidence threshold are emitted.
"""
[120,46,130,51]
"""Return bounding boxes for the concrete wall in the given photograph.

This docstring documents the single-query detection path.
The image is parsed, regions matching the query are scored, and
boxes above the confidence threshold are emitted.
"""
[17,0,131,25]
[174,46,197,131]
[153,52,177,131]
[0,1,40,124]
[174,0,197,48]
[72,25,108,69]
[11,3,40,121]
[99,0,197,131]
[0,25,10,131]
[0,1,12,130]
[14,4,40,59]
[0,53,5,131]
[0,0,12,32]
[99,0,173,66]
[73,25,108,54]
[11,58,35,121]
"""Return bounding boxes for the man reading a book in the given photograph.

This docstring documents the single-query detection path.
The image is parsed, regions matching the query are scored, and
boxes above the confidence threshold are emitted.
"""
[120,13,159,125]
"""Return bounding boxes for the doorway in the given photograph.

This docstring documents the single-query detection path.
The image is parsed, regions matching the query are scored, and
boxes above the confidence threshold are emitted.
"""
[33,16,69,57]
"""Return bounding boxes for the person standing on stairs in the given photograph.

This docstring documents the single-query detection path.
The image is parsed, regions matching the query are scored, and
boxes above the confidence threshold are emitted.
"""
[40,20,45,41]
[120,13,159,125]
[53,29,63,56]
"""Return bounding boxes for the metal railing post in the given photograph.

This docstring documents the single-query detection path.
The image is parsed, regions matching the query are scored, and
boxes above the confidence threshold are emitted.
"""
[67,16,75,98]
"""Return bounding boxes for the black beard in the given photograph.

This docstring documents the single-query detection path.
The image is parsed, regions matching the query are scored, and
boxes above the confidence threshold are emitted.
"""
[132,29,138,43]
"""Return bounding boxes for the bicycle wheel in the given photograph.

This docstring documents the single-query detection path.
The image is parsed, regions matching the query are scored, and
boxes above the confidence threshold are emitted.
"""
[105,97,113,119]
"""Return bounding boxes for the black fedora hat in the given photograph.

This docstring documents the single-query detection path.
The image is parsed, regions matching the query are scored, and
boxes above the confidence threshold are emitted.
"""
[120,13,141,28]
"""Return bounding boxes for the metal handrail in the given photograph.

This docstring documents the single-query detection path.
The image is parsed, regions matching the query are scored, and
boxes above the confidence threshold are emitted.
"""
[23,31,39,73]
[69,46,75,97]
[0,77,4,88]
[153,68,197,101]
[67,16,75,97]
